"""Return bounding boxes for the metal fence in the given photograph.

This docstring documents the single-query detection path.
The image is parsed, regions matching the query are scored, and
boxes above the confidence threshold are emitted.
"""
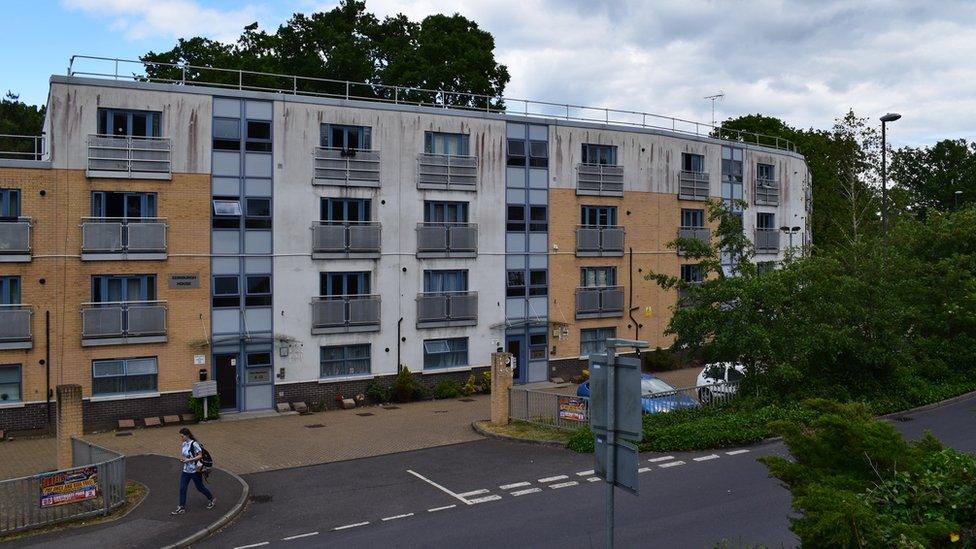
[312,147,381,187]
[0,134,44,160]
[0,439,125,535]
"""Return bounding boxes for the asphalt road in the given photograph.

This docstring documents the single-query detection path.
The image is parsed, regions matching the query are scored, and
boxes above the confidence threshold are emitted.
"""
[201,393,976,549]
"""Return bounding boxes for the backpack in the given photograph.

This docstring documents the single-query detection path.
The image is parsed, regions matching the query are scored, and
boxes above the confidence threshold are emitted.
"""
[192,440,214,469]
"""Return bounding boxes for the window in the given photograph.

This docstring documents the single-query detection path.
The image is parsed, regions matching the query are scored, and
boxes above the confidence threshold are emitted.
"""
[506,270,525,297]
[0,276,21,304]
[425,132,469,156]
[213,200,242,217]
[529,140,548,168]
[581,144,617,165]
[320,272,370,296]
[321,124,372,150]
[681,208,705,228]
[757,261,777,274]
[506,205,525,232]
[580,327,616,357]
[529,333,547,360]
[757,212,776,229]
[423,338,468,370]
[507,269,548,297]
[245,275,271,307]
[424,201,468,223]
[757,163,775,182]
[529,270,548,296]
[91,192,156,218]
[245,121,272,152]
[581,205,617,226]
[322,198,370,223]
[246,350,272,384]
[681,264,703,284]
[507,138,526,167]
[0,364,21,403]
[682,153,705,173]
[91,275,155,302]
[213,276,240,308]
[0,189,21,218]
[320,344,371,378]
[423,270,468,293]
[97,108,161,137]
[581,267,616,287]
[213,117,241,150]
[245,198,271,229]
[529,206,548,232]
[92,357,157,396]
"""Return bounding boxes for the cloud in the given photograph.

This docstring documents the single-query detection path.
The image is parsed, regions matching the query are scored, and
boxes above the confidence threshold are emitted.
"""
[62,0,263,42]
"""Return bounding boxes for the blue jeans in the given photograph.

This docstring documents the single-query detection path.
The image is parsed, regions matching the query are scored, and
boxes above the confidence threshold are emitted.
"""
[179,471,213,507]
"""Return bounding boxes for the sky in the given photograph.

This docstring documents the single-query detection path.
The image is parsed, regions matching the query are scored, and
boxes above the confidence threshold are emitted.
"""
[2,0,975,147]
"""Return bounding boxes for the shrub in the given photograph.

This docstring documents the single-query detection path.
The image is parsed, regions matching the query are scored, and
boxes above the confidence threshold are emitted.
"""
[641,347,681,372]
[567,424,595,453]
[481,371,492,393]
[433,380,462,399]
[187,395,220,421]
[461,375,478,396]
[366,380,391,403]
[392,367,426,402]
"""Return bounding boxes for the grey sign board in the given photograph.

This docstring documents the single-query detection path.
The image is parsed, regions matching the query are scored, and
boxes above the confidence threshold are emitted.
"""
[192,380,217,398]
[588,355,643,440]
[595,436,640,495]
[168,272,200,289]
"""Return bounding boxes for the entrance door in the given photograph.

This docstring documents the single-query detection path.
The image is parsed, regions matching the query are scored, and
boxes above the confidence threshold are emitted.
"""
[506,335,525,383]
[214,353,238,411]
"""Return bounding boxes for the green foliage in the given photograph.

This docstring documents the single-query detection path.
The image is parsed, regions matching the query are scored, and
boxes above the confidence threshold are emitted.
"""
[761,400,976,547]
[0,92,45,157]
[461,375,478,396]
[365,380,391,403]
[391,367,427,403]
[566,424,595,453]
[641,347,681,372]
[891,139,976,217]
[481,370,492,394]
[187,395,219,421]
[433,380,462,399]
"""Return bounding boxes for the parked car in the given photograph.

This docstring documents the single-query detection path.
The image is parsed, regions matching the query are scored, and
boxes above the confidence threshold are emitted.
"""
[695,362,745,404]
[577,373,698,414]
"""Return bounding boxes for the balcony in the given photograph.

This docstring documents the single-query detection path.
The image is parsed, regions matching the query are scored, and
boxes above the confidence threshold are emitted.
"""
[311,295,381,334]
[678,171,710,201]
[754,178,780,206]
[81,301,167,346]
[0,305,32,350]
[311,222,381,259]
[416,223,478,258]
[576,286,624,319]
[416,291,478,328]
[755,228,780,254]
[312,147,381,188]
[81,218,167,260]
[0,218,31,262]
[416,153,478,191]
[576,225,625,257]
[677,282,702,308]
[576,163,624,197]
[87,135,171,179]
[677,226,710,255]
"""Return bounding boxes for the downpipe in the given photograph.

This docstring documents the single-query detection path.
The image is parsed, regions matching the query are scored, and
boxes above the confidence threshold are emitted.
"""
[397,317,403,373]
[628,247,641,344]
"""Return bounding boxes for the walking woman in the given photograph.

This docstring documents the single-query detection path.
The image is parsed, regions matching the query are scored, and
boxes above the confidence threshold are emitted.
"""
[172,427,215,515]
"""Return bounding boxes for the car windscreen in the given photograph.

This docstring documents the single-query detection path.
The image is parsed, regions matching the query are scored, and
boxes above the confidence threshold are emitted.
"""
[641,378,675,395]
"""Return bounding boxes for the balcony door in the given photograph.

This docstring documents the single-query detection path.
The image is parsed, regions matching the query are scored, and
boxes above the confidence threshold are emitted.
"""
[321,124,371,150]
[97,108,161,137]
[92,191,157,219]
[581,205,616,226]
[321,198,370,223]
[425,132,469,155]
[0,189,20,219]
[424,270,468,293]
[0,276,20,305]
[580,267,616,288]
[92,275,155,303]
[320,272,370,297]
[424,201,468,223]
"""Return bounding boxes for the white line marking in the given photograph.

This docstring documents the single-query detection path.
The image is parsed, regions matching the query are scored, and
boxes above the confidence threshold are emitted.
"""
[638,467,652,473]
[726,449,750,455]
[282,532,319,541]
[511,487,542,496]
[694,454,720,462]
[458,489,489,497]
[407,469,472,505]
[428,505,457,513]
[587,477,601,482]
[648,455,675,463]
[234,543,269,549]
[659,460,686,468]
[381,513,414,522]
[468,494,503,504]
[576,469,595,476]
[549,481,579,489]
[538,475,569,483]
[500,482,530,490]
[334,521,369,531]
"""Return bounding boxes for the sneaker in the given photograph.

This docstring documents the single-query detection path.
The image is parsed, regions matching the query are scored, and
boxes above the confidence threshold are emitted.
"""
[206,499,216,509]
[171,507,185,515]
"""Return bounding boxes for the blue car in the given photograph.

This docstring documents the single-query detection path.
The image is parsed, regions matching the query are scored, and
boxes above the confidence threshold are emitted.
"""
[577,373,699,414]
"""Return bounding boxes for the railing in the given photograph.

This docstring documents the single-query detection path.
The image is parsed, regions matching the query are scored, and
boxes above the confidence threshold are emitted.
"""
[0,134,44,161]
[311,221,381,256]
[575,286,625,318]
[80,218,167,255]
[0,304,32,345]
[678,171,710,200]
[509,388,590,431]
[80,300,167,342]
[645,381,741,409]
[0,218,31,256]
[576,163,624,196]
[67,55,799,153]
[754,178,780,206]
[677,281,702,306]
[0,439,125,535]
[312,147,381,187]
[87,134,171,178]
[755,228,780,254]
[416,291,478,326]
[311,294,381,333]
[677,226,710,255]
[576,225,625,256]
[416,223,478,257]
[417,153,478,190]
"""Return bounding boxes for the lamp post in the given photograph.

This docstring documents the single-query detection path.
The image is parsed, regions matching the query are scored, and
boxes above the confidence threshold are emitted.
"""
[779,225,802,252]
[880,113,901,236]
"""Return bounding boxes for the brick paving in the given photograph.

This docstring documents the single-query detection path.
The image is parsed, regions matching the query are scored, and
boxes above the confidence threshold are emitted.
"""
[0,395,489,478]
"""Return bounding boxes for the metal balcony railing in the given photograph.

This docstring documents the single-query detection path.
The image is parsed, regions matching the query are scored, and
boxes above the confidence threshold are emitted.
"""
[311,222,381,257]
[416,291,478,327]
[575,286,624,318]
[576,225,625,256]
[576,163,624,196]
[678,171,710,200]
[0,218,31,258]
[81,300,167,344]
[0,134,44,161]
[754,178,780,206]
[311,294,381,334]
[80,218,167,257]
[416,223,478,258]
[0,304,32,348]
[417,153,478,190]
[755,228,780,254]
[312,147,381,187]
[677,226,710,255]
[87,134,171,178]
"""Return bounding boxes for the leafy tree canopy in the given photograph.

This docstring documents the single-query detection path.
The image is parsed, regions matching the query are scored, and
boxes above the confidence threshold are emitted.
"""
[0,92,45,157]
[890,138,976,217]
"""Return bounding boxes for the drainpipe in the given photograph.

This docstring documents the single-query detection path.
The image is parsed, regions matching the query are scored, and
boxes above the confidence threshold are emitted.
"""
[396,317,403,373]
[45,310,51,427]
[628,247,640,344]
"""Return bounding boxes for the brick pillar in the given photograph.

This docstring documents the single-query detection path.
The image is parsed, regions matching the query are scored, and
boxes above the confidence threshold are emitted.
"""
[56,384,83,470]
[490,352,514,425]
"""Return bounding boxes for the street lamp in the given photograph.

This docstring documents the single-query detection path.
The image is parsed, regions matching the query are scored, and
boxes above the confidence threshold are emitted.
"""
[779,225,802,251]
[880,113,901,236]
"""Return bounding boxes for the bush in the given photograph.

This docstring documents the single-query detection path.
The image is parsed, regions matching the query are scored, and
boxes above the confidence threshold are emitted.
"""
[433,380,462,399]
[461,375,478,396]
[567,424,595,453]
[641,347,681,372]
[187,394,220,421]
[391,367,426,403]
[481,371,492,393]
[366,380,391,403]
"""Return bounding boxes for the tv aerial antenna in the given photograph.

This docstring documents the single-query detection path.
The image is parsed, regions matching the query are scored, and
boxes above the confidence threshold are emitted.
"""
[704,92,725,127]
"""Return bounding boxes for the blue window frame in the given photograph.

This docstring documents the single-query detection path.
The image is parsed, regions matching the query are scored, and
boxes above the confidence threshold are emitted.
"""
[91,191,157,218]
[0,364,21,403]
[681,264,703,283]
[0,189,21,218]
[757,212,776,229]
[425,132,469,155]
[423,337,468,370]
[681,208,705,228]
[321,124,372,149]
[321,198,370,223]
[213,117,241,151]
[580,327,616,357]
[245,275,271,307]
[92,357,158,396]
[424,201,468,223]
[0,276,21,304]
[320,272,370,296]
[213,275,240,308]
[683,152,705,173]
[581,143,617,165]
[580,267,616,287]
[320,344,371,378]
[423,270,468,293]
[245,350,273,385]
[91,275,155,303]
[97,108,161,137]
[245,120,272,152]
[529,269,547,296]
[757,163,775,181]
[581,205,617,226]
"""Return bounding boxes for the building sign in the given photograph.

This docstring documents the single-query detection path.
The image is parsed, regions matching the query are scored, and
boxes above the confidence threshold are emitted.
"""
[39,466,99,507]
[558,396,587,422]
[194,355,206,365]
[168,272,200,289]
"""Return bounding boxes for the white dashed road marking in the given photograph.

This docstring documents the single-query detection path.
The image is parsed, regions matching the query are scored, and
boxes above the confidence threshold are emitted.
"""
[382,513,414,521]
[587,477,601,482]
[538,475,569,483]
[658,460,686,468]
[648,456,675,463]
[407,469,473,506]
[694,454,720,462]
[726,449,750,455]
[511,487,542,496]
[576,470,595,476]
[282,532,318,541]
[468,495,503,504]
[458,489,489,497]
[428,505,456,512]
[334,521,370,531]
[500,482,531,490]
[549,481,578,489]
[638,467,652,473]
[234,543,269,549]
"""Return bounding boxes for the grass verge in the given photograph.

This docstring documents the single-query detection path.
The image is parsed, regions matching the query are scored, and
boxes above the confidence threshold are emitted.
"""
[475,419,574,444]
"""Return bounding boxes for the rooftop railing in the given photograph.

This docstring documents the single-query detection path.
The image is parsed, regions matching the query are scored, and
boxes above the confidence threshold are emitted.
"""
[0,134,44,161]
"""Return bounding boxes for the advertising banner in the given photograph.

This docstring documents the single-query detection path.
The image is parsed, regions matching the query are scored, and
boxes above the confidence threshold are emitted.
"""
[39,466,99,508]
[558,396,587,422]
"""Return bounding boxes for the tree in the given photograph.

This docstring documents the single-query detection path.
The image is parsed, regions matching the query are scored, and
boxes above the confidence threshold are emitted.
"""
[890,139,976,216]
[0,92,45,158]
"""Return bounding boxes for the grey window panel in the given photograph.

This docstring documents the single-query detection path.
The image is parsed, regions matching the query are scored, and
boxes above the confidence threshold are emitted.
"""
[212,309,241,334]
[212,177,240,196]
[528,233,548,253]
[244,154,273,177]
[506,233,526,253]
[245,101,273,121]
[245,178,273,197]
[244,308,273,332]
[529,169,548,189]
[505,254,526,270]
[244,230,272,254]
[506,123,525,139]
[213,151,241,177]
[529,189,548,204]
[529,125,548,141]
[529,296,548,316]
[506,167,525,188]
[506,298,526,319]
[213,118,240,139]
[506,188,526,204]
[212,257,239,274]
[528,254,547,269]
[213,98,241,118]
[245,257,272,274]
[212,230,241,254]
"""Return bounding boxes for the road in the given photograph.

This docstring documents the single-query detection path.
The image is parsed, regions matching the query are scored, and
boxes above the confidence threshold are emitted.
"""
[201,393,976,549]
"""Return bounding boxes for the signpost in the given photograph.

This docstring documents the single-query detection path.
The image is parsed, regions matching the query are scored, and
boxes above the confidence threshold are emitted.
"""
[192,380,217,420]
[588,338,649,548]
